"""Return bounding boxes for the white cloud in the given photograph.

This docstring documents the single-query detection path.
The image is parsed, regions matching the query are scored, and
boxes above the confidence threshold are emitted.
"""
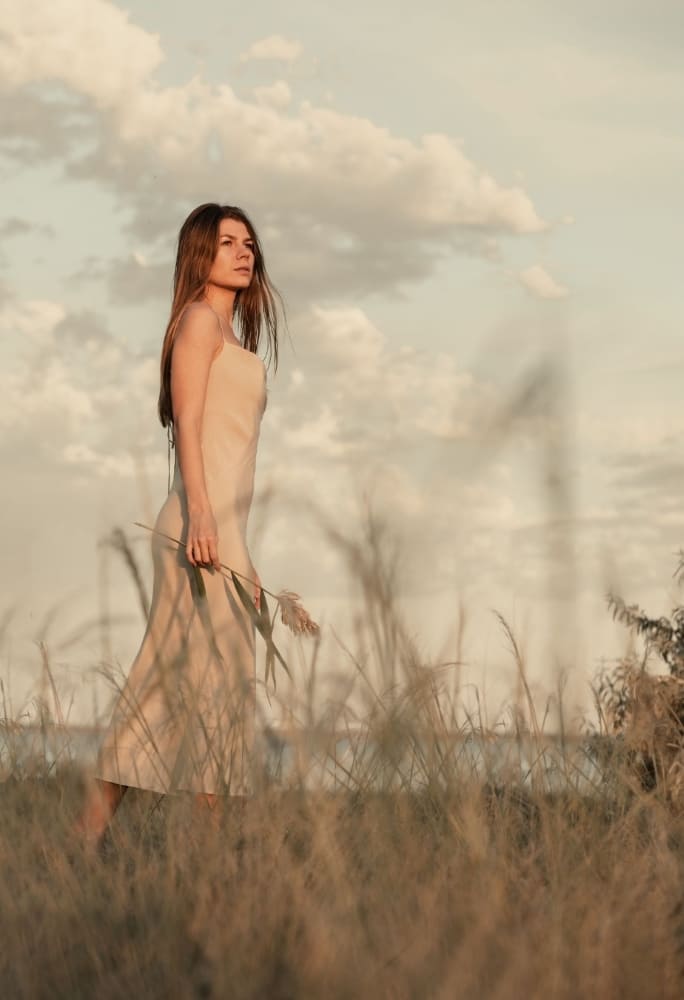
[253,80,292,111]
[0,0,547,305]
[0,357,94,431]
[239,35,303,65]
[0,297,159,465]
[518,264,569,300]
[265,304,494,475]
[307,306,384,368]
[62,442,136,478]
[0,298,67,346]
[1,0,163,109]
[280,404,346,456]
[256,367,522,602]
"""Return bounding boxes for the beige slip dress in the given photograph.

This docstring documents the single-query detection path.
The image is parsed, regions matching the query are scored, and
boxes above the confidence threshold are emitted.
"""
[93,308,267,795]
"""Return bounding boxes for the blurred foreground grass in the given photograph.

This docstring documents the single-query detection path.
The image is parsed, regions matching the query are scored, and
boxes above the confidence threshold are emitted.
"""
[2,752,684,998]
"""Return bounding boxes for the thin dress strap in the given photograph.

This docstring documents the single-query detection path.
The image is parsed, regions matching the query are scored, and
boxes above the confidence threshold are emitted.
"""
[167,422,174,494]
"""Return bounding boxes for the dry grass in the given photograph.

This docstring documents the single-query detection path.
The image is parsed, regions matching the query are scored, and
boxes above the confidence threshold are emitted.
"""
[3,509,684,998]
[2,759,684,998]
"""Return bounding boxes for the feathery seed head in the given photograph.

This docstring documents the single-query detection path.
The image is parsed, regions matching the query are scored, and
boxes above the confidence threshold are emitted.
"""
[276,590,319,636]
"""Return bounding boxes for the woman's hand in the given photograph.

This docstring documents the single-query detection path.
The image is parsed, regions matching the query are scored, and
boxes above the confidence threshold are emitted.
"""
[186,507,220,570]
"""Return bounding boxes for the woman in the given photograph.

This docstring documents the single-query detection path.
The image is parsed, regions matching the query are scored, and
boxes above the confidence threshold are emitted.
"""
[74,202,281,848]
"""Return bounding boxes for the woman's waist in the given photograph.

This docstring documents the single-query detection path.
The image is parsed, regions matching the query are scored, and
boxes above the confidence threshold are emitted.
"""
[199,416,262,454]
[171,451,256,485]
[170,470,253,515]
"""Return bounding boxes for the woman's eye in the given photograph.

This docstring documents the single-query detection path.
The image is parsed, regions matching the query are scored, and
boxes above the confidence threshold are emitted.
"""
[220,240,254,252]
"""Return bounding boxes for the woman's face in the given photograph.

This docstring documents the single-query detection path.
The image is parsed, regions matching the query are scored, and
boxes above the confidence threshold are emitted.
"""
[206,218,255,291]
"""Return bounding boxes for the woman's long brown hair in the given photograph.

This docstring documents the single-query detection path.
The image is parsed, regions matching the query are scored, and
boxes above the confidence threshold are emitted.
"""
[158,203,283,435]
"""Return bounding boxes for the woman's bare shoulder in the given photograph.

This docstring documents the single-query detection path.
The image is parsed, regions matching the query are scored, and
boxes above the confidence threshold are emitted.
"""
[175,301,222,352]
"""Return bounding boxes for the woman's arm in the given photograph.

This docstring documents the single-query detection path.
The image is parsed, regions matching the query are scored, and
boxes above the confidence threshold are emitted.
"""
[170,304,222,570]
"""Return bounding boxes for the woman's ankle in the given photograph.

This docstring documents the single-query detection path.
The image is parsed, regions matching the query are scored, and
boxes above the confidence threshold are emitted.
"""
[73,783,116,843]
[72,813,106,850]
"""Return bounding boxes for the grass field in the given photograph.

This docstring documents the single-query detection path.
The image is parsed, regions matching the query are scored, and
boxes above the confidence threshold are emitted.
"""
[3,512,684,998]
[3,696,684,998]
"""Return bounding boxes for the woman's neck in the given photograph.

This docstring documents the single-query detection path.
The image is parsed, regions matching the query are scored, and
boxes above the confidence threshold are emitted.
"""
[202,286,236,328]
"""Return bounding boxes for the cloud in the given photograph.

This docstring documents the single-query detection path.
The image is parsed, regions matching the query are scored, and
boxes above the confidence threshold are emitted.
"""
[239,35,303,65]
[105,255,170,305]
[518,264,569,300]
[297,305,487,442]
[0,297,160,472]
[0,0,547,307]
[67,250,170,304]
[253,80,292,111]
[604,432,684,505]
[0,0,163,109]
[0,216,54,240]
[238,301,539,604]
[0,296,67,346]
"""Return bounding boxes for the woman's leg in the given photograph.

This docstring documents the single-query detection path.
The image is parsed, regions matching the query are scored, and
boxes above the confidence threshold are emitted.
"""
[73,778,129,847]
[193,791,222,832]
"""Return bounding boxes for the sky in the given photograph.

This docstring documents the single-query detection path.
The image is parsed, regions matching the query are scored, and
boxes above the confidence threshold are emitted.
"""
[1,0,683,732]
